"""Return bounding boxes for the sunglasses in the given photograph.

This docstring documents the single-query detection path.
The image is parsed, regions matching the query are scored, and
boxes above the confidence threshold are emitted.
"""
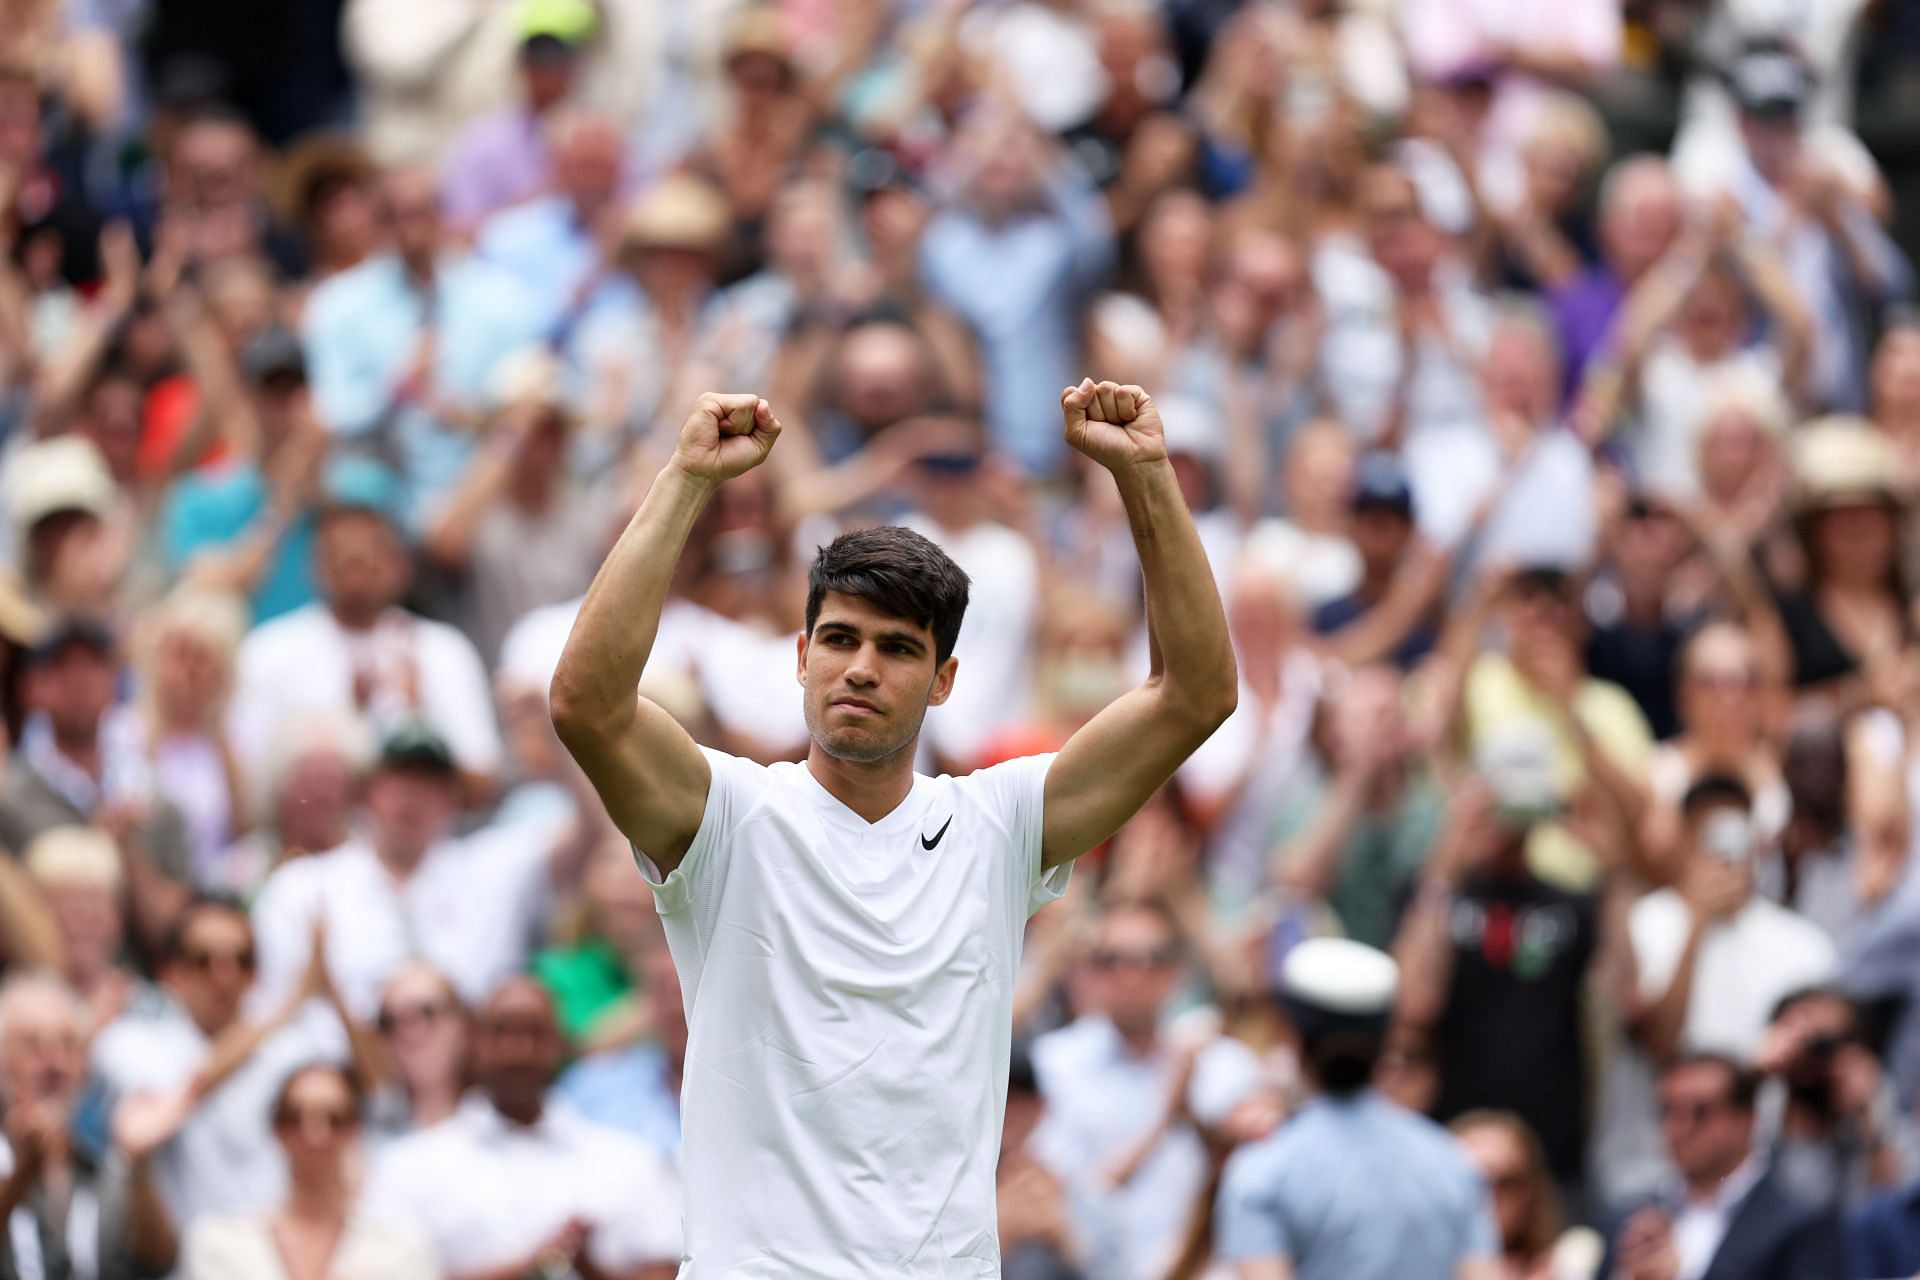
[274,1106,357,1135]
[1487,1170,1531,1196]
[377,998,454,1034]
[1091,947,1178,972]
[185,946,255,974]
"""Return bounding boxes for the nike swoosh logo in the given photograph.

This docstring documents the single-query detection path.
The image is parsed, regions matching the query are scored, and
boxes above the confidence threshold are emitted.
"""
[921,816,953,850]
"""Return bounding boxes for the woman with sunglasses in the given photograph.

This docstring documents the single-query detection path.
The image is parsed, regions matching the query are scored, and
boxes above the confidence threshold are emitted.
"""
[1451,1111,1602,1280]
[364,963,470,1147]
[182,1062,438,1279]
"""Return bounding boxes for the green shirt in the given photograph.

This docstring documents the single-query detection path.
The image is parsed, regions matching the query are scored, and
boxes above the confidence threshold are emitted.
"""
[1269,766,1446,948]
[530,940,632,1042]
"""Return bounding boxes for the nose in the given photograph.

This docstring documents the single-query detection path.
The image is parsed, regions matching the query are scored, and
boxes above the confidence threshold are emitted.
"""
[844,642,880,688]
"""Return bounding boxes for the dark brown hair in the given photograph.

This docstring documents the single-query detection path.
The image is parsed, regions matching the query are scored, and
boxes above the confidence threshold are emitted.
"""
[805,526,970,665]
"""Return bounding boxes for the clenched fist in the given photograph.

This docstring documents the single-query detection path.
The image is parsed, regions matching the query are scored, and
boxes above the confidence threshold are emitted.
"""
[670,393,783,486]
[1061,378,1168,473]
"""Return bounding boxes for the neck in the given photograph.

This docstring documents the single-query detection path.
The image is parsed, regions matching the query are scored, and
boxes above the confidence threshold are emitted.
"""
[373,841,428,880]
[408,1079,462,1128]
[284,1173,348,1222]
[400,252,435,288]
[804,741,917,824]
[492,1094,543,1128]
[49,727,101,773]
[329,602,384,632]
[507,467,554,511]
[1114,1021,1158,1056]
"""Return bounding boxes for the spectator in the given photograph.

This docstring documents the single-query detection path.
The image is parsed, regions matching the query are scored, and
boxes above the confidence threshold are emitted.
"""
[365,977,681,1279]
[227,492,505,800]
[920,106,1115,475]
[181,1062,436,1279]
[1308,452,1443,669]
[1032,900,1208,1280]
[302,169,540,522]
[1604,1053,1845,1280]
[1217,938,1499,1279]
[1755,987,1919,1212]
[1451,1110,1603,1280]
[1546,157,1684,398]
[474,112,626,340]
[1393,759,1605,1201]
[1000,1044,1083,1280]
[555,941,683,1159]
[1268,663,1445,949]
[0,618,192,949]
[23,827,129,1032]
[5,435,129,623]
[439,23,587,234]
[366,964,468,1146]
[533,845,667,1050]
[1850,1164,1920,1279]
[1,972,177,1280]
[214,710,366,898]
[88,896,355,1229]
[246,719,597,1023]
[1630,774,1838,1065]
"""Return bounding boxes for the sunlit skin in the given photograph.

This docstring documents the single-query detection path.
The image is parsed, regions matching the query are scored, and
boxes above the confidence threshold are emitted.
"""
[797,592,955,770]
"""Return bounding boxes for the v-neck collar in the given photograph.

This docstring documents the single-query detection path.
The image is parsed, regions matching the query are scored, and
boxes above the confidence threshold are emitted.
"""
[795,759,926,834]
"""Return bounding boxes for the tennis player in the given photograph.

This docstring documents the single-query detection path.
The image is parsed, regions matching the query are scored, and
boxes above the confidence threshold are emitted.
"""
[551,379,1236,1276]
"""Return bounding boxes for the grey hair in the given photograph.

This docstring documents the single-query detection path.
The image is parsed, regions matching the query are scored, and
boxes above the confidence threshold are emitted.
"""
[1597,154,1678,224]
[0,972,87,1057]
[253,709,377,823]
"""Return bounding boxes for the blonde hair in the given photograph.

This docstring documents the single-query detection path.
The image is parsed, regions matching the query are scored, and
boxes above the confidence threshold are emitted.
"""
[1525,93,1608,179]
[134,587,249,720]
[24,825,124,893]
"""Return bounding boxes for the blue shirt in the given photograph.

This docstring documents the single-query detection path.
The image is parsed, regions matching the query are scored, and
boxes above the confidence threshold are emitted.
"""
[1217,1089,1498,1280]
[920,166,1114,476]
[556,1043,681,1162]
[301,253,541,526]
[162,463,316,622]
[476,196,602,340]
[1849,1179,1920,1279]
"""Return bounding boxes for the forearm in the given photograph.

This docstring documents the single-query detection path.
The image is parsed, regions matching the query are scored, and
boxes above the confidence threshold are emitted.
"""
[551,465,715,731]
[1391,880,1456,1029]
[423,437,515,567]
[1113,459,1234,709]
[1638,924,1703,1061]
[125,1155,178,1275]
[1274,773,1369,898]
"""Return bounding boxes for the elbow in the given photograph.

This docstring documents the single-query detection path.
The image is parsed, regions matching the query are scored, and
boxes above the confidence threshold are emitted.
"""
[547,668,602,745]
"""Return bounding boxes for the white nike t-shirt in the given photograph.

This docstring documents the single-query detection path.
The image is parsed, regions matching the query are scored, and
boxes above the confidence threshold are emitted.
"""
[640,747,1069,1277]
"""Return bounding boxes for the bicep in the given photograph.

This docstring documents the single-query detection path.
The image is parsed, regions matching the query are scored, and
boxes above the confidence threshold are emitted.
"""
[560,694,711,874]
[1041,685,1214,869]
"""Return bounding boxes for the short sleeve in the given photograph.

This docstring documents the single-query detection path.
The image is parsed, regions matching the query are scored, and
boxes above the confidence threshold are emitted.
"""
[965,752,1068,916]
[1214,1146,1292,1263]
[636,746,768,916]
[1463,1175,1501,1260]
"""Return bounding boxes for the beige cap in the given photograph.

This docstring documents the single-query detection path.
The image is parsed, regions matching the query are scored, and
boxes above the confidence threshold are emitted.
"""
[1793,416,1899,513]
[7,436,117,534]
[617,175,733,258]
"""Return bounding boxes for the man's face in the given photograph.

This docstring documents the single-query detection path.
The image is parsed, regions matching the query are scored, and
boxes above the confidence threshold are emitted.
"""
[29,643,118,742]
[555,121,623,212]
[1659,1061,1753,1183]
[474,980,563,1115]
[1480,325,1556,423]
[382,171,443,264]
[365,767,460,866]
[1088,908,1179,1036]
[836,325,926,433]
[1601,171,1681,282]
[1360,169,1436,288]
[1350,507,1412,574]
[798,592,953,765]
[520,48,577,113]
[316,511,405,621]
[174,120,254,207]
[0,989,83,1112]
[164,906,256,1034]
[1739,113,1801,184]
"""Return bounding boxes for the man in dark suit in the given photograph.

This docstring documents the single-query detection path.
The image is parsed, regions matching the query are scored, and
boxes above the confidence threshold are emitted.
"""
[1606,1053,1845,1280]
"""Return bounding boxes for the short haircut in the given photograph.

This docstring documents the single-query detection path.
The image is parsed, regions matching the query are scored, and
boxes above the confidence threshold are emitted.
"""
[1666,1052,1759,1111]
[1769,984,1855,1029]
[160,894,252,969]
[0,972,86,1054]
[805,526,970,665]
[1681,772,1752,819]
[270,1060,366,1126]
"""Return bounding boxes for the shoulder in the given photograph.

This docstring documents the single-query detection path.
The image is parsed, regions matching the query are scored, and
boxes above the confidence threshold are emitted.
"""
[478,198,563,250]
[1629,887,1687,932]
[240,603,328,657]
[304,258,390,320]
[551,1102,676,1182]
[1743,898,1839,963]
[1031,1017,1109,1083]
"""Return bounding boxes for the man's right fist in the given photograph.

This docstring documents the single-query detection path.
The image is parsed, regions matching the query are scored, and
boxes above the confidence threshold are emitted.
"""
[671,393,782,485]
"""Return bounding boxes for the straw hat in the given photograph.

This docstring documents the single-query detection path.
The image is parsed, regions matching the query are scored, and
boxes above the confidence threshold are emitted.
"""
[1792,416,1899,514]
[6,436,117,536]
[616,175,733,259]
[274,131,377,226]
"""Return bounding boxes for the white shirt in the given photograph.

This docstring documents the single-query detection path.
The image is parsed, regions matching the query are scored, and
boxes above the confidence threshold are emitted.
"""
[90,991,336,1226]
[365,1095,679,1276]
[1672,1154,1765,1280]
[904,516,1043,767]
[1472,430,1598,572]
[182,1212,438,1280]
[1031,1017,1209,1280]
[0,1139,99,1280]
[644,748,1068,1276]
[249,808,569,1025]
[230,604,504,777]
[1630,889,1838,1058]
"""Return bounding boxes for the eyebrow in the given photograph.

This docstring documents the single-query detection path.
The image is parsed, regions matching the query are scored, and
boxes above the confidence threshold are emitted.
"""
[814,621,928,653]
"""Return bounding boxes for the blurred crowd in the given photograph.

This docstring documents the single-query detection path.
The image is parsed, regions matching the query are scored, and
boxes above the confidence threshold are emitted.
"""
[3,0,1920,1278]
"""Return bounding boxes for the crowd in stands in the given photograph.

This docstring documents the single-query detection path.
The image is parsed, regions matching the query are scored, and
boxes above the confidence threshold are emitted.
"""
[6,0,1920,1276]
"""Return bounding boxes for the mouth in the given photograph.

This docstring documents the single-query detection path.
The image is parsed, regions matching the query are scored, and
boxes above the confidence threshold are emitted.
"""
[830,697,883,717]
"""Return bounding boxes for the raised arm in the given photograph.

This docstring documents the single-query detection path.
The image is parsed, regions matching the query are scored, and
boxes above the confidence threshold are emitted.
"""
[550,393,782,871]
[1040,381,1238,869]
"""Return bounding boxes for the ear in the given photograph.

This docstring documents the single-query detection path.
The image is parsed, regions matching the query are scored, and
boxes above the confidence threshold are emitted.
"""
[795,631,808,687]
[928,655,958,708]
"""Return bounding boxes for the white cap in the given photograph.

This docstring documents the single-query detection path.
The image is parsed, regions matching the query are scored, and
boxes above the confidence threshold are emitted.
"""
[1281,937,1399,1016]
[6,436,116,534]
